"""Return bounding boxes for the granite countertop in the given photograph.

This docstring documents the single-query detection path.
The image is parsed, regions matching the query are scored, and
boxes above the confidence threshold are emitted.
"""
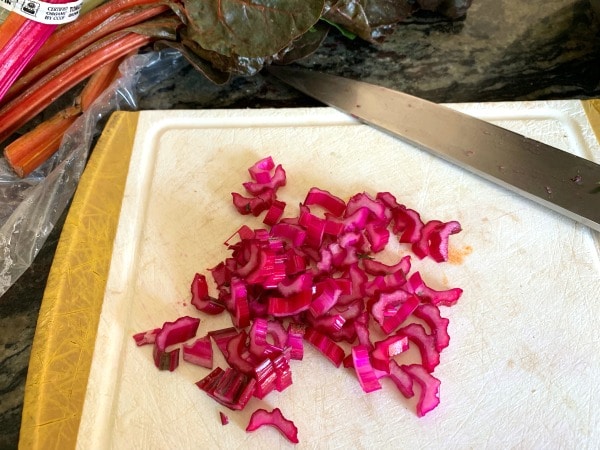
[1,0,599,448]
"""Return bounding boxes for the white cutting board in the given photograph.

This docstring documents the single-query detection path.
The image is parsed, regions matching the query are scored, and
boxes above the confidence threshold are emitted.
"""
[78,102,600,449]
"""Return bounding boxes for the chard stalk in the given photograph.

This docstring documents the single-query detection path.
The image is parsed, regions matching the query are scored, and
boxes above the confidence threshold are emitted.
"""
[4,55,126,177]
[3,3,170,104]
[0,0,75,102]
[0,31,154,145]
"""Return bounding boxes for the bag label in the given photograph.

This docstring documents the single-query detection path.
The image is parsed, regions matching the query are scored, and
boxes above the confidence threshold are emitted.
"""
[0,0,82,24]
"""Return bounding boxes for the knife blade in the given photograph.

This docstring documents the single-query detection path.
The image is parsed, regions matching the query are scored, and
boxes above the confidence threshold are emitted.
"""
[268,66,600,232]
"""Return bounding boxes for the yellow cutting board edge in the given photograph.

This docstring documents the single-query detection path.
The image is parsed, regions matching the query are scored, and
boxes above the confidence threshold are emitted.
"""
[18,111,139,450]
[583,99,600,146]
[18,100,600,449]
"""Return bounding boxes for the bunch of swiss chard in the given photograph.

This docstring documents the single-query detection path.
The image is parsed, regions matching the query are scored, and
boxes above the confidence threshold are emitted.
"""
[0,0,472,177]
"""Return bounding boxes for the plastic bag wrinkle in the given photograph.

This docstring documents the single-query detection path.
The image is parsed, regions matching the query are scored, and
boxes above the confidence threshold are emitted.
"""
[0,48,186,297]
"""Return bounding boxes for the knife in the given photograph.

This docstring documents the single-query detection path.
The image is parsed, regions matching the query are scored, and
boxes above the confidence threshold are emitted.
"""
[268,66,600,232]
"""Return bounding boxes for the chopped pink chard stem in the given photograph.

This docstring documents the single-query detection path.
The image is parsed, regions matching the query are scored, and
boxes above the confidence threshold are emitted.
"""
[316,247,333,274]
[208,261,231,287]
[387,360,415,398]
[214,368,246,404]
[243,164,286,195]
[383,269,408,289]
[284,249,307,274]
[393,207,424,243]
[271,222,307,247]
[380,295,420,334]
[249,318,287,358]
[407,272,463,307]
[353,311,372,349]
[190,273,225,314]
[224,331,255,374]
[231,191,273,216]
[263,199,286,226]
[309,280,342,316]
[246,408,299,444]
[428,220,462,262]
[402,364,441,417]
[323,217,344,236]
[230,278,250,328]
[371,289,411,332]
[333,298,364,321]
[338,230,362,249]
[253,358,278,399]
[153,316,200,371]
[132,328,161,346]
[286,322,305,360]
[343,353,354,368]
[196,367,223,391]
[197,367,257,410]
[234,244,261,278]
[361,273,382,297]
[272,353,293,391]
[268,290,312,316]
[224,225,255,246]
[298,210,327,248]
[345,192,388,223]
[337,263,368,305]
[364,270,407,297]
[266,320,289,347]
[399,323,440,372]
[303,187,347,217]
[364,270,406,297]
[303,328,345,367]
[249,318,269,357]
[306,313,346,335]
[322,321,356,343]
[277,272,313,297]
[362,254,412,276]
[413,303,450,351]
[412,220,442,259]
[412,219,461,262]
[352,345,382,393]
[183,335,213,368]
[365,223,390,253]
[331,277,352,295]
[376,191,403,209]
[342,207,370,232]
[370,334,409,372]
[248,156,275,182]
[219,411,229,425]
[208,327,238,358]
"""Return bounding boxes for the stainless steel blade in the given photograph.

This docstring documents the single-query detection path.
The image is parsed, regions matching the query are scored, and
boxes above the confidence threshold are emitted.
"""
[268,66,600,232]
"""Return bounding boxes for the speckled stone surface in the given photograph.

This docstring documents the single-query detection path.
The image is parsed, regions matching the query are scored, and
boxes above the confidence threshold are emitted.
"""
[1,0,599,448]
[136,0,600,111]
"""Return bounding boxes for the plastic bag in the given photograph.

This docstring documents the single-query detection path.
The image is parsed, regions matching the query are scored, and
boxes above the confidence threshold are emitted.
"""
[0,48,188,297]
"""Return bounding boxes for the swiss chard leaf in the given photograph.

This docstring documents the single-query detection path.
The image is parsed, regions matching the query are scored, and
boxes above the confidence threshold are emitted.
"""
[323,0,472,42]
[183,0,325,58]
[323,0,413,42]
[273,21,331,65]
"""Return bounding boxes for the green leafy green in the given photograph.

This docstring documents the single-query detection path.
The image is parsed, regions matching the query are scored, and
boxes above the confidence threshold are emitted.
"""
[320,18,357,40]
[183,0,325,58]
